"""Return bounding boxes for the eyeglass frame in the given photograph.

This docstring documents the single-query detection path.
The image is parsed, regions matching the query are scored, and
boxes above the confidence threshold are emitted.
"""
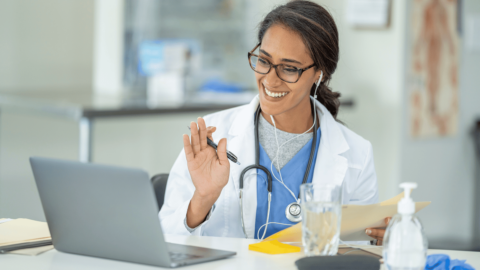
[247,43,316,83]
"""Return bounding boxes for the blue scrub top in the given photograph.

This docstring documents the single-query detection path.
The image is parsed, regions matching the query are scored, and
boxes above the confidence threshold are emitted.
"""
[255,127,321,239]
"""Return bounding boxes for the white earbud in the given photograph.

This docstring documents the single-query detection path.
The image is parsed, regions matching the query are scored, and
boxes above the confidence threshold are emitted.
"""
[314,71,323,99]
[316,71,323,85]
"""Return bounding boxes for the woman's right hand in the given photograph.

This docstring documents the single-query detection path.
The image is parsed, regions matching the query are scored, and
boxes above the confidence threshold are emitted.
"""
[183,117,230,228]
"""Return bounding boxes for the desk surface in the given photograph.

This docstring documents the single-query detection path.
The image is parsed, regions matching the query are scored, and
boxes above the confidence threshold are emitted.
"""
[2,235,480,270]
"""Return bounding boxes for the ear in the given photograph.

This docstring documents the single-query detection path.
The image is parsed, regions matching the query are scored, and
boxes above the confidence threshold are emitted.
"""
[315,70,324,85]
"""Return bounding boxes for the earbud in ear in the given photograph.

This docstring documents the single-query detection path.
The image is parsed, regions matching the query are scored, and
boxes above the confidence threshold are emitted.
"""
[316,71,324,85]
[313,71,324,99]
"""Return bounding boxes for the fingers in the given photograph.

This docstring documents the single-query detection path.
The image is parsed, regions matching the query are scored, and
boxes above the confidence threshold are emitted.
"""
[183,134,194,163]
[206,126,216,140]
[365,228,385,238]
[197,117,208,150]
[190,121,201,155]
[365,217,391,240]
[385,217,392,226]
[216,138,229,165]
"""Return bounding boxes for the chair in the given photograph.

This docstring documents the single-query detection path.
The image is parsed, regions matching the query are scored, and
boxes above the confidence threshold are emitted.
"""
[150,173,169,210]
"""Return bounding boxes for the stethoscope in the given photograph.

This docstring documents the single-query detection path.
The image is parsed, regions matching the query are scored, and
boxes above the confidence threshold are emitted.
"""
[238,101,318,238]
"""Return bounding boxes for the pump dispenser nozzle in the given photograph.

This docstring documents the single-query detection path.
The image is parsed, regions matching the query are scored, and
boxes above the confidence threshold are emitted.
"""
[384,182,428,267]
[398,182,417,214]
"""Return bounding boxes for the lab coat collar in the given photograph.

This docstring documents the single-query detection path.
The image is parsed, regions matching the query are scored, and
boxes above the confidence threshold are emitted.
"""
[228,96,349,156]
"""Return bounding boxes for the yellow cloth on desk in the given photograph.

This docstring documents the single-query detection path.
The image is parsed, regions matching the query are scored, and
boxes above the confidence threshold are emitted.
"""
[248,240,301,255]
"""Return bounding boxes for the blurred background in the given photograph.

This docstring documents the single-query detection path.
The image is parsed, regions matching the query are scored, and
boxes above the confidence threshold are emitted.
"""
[0,0,479,251]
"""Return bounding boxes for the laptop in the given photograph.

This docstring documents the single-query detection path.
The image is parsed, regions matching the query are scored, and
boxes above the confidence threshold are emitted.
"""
[30,157,236,268]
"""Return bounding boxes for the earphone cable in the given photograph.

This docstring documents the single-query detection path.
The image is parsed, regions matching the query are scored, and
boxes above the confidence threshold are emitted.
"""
[268,97,318,202]
[257,221,292,240]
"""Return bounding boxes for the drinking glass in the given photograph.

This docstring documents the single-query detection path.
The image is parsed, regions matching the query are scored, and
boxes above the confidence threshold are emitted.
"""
[300,183,342,256]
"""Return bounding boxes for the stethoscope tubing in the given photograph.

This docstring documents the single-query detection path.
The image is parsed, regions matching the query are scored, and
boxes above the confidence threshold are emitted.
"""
[239,102,317,238]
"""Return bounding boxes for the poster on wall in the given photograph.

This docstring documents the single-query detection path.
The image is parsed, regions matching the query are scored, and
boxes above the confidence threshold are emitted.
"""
[409,0,460,138]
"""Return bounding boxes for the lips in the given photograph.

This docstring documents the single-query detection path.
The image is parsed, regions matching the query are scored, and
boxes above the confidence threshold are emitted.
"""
[264,86,289,98]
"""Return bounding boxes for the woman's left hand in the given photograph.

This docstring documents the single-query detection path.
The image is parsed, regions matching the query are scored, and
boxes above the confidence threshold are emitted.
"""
[365,217,392,246]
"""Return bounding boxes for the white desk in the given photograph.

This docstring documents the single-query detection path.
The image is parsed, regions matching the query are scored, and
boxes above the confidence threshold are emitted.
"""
[2,235,480,270]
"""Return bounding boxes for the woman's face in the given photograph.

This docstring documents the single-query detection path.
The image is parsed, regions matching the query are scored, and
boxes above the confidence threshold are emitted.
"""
[255,24,321,117]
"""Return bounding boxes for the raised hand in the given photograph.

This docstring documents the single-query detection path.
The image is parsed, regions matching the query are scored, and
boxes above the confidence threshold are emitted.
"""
[183,117,230,228]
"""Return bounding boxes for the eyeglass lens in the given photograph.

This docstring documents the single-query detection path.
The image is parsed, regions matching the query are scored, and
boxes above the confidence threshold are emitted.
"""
[250,55,300,83]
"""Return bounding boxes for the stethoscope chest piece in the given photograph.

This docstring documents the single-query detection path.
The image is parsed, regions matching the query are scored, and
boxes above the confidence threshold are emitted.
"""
[285,202,302,223]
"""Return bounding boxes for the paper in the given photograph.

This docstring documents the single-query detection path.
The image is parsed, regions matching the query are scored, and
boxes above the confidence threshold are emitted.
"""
[248,240,301,255]
[7,245,54,256]
[264,193,431,242]
[338,245,384,258]
[0,218,51,246]
[380,192,404,206]
[341,201,430,241]
[361,246,383,257]
[0,218,12,224]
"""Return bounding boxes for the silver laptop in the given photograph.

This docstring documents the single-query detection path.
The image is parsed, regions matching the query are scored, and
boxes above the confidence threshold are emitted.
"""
[30,157,236,268]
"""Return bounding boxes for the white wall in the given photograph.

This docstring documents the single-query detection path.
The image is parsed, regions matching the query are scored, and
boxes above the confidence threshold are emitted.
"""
[0,0,94,91]
[317,0,406,202]
[93,0,124,95]
[0,0,94,219]
[0,111,216,221]
[318,0,479,250]
[400,0,480,250]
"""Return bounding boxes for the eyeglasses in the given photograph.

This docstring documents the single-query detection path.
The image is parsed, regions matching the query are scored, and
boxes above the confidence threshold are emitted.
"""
[248,43,316,83]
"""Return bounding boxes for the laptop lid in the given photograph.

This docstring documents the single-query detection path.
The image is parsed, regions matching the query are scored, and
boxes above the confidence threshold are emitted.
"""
[30,157,172,267]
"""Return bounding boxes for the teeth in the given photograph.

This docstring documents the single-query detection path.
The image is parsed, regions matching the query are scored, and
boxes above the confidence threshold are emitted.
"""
[265,87,288,98]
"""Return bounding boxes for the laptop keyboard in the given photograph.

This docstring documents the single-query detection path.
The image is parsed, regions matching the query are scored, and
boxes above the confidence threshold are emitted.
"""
[169,252,202,262]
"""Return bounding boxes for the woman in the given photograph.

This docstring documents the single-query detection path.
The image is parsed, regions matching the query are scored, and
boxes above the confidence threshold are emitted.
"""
[160,0,388,244]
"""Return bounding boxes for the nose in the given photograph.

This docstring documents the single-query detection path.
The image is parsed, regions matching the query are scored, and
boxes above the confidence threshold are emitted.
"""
[263,66,283,88]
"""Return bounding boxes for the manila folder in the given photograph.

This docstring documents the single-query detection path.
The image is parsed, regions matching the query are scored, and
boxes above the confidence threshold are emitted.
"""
[264,193,430,242]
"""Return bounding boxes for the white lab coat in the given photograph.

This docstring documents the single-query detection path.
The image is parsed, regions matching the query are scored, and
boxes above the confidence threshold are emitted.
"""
[159,96,379,238]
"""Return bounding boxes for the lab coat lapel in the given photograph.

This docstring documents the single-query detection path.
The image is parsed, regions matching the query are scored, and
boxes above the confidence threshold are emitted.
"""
[228,96,259,238]
[312,99,349,188]
[227,97,349,238]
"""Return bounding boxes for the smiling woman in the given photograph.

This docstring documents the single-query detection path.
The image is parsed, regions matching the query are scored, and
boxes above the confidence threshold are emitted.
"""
[160,0,385,245]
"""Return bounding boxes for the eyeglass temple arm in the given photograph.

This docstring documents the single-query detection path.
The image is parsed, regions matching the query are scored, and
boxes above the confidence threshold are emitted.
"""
[249,43,261,54]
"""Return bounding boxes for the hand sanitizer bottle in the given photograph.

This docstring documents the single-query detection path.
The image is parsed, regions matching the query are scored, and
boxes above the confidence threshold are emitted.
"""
[383,183,428,270]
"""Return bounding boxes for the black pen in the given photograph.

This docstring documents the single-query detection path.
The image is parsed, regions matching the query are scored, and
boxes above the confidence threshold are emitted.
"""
[187,126,241,165]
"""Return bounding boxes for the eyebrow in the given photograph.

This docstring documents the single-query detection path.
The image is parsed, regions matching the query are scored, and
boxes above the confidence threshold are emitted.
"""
[259,49,303,65]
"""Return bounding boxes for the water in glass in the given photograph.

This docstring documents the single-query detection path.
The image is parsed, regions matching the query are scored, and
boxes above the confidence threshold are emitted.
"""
[300,183,342,256]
